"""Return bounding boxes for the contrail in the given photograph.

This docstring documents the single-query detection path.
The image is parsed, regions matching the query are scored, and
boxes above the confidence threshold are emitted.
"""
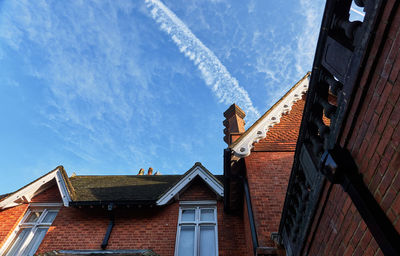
[145,0,260,123]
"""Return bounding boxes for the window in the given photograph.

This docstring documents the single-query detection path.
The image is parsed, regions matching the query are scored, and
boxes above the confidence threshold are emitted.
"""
[3,206,59,256]
[175,202,218,256]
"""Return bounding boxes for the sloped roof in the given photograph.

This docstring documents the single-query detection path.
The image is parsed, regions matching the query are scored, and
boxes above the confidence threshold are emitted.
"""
[69,175,182,203]
[230,73,310,157]
[253,96,305,152]
[1,163,223,209]
[69,163,223,205]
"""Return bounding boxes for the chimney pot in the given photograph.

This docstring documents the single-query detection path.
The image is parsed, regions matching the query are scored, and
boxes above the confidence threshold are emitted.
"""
[138,168,145,175]
[148,167,153,175]
[223,104,246,145]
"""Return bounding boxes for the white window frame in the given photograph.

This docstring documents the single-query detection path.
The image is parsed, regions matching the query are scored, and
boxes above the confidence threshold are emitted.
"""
[174,201,218,256]
[0,203,61,256]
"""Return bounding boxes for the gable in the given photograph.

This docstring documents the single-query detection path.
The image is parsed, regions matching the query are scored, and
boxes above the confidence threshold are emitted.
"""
[0,166,72,209]
[231,73,309,157]
[30,183,62,203]
[178,176,219,201]
[156,163,224,206]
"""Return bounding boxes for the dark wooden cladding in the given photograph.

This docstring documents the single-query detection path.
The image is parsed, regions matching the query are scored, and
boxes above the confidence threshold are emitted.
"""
[277,0,398,255]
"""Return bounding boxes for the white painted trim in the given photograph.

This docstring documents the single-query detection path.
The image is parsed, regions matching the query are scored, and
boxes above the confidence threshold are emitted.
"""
[180,200,217,205]
[55,170,71,207]
[0,167,71,209]
[156,166,223,206]
[174,204,218,256]
[231,76,309,158]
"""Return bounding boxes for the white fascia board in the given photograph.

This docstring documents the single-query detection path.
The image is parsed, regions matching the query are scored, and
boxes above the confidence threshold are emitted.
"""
[0,167,71,209]
[156,166,224,206]
[179,200,217,205]
[55,170,71,207]
[232,76,309,158]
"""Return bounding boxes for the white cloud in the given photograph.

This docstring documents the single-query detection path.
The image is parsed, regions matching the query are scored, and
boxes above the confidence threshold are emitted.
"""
[145,0,260,123]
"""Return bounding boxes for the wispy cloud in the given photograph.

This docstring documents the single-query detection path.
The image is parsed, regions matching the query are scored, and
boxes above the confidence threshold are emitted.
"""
[296,0,323,76]
[0,0,162,166]
[145,0,260,123]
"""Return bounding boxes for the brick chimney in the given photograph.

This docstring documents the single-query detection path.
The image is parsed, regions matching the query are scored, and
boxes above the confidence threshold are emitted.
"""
[138,168,145,175]
[223,104,246,145]
[147,167,153,175]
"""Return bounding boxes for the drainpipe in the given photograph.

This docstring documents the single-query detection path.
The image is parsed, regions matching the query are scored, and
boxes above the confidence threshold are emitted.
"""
[242,176,259,256]
[101,203,115,250]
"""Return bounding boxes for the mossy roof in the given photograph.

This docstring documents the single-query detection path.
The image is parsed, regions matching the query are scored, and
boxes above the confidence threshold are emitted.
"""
[69,174,223,204]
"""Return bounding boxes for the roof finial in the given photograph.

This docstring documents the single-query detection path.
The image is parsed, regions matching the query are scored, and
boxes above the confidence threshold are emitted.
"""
[148,167,153,175]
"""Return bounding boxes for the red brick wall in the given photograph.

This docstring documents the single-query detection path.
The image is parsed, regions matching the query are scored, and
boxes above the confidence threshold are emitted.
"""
[217,200,247,256]
[303,183,382,256]
[303,1,400,255]
[0,204,29,249]
[37,204,179,255]
[0,184,62,250]
[31,185,62,203]
[179,176,218,201]
[341,0,400,227]
[245,151,293,247]
[37,177,247,255]
[243,196,255,254]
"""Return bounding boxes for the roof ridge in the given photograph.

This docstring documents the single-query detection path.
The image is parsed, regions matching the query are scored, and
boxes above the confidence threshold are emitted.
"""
[230,72,310,158]
[70,174,183,178]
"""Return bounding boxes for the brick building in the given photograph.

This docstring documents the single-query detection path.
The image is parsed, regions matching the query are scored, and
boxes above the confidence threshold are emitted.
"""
[0,163,247,255]
[1,0,399,255]
[0,71,309,256]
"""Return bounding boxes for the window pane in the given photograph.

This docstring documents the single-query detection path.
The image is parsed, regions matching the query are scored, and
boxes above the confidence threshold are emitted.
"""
[5,228,32,256]
[178,226,195,256]
[23,228,48,256]
[181,209,195,221]
[200,209,214,221]
[42,211,57,223]
[199,226,216,256]
[24,211,42,223]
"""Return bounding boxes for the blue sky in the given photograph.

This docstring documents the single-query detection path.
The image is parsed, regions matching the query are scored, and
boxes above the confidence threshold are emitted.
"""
[0,0,334,194]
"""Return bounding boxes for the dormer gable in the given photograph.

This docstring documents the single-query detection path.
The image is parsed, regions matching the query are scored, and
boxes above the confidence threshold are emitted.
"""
[0,166,73,210]
[156,162,224,206]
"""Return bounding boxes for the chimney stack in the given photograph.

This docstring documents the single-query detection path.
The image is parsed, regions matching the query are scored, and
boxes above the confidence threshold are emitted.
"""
[223,104,246,145]
[148,167,153,175]
[138,168,145,175]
